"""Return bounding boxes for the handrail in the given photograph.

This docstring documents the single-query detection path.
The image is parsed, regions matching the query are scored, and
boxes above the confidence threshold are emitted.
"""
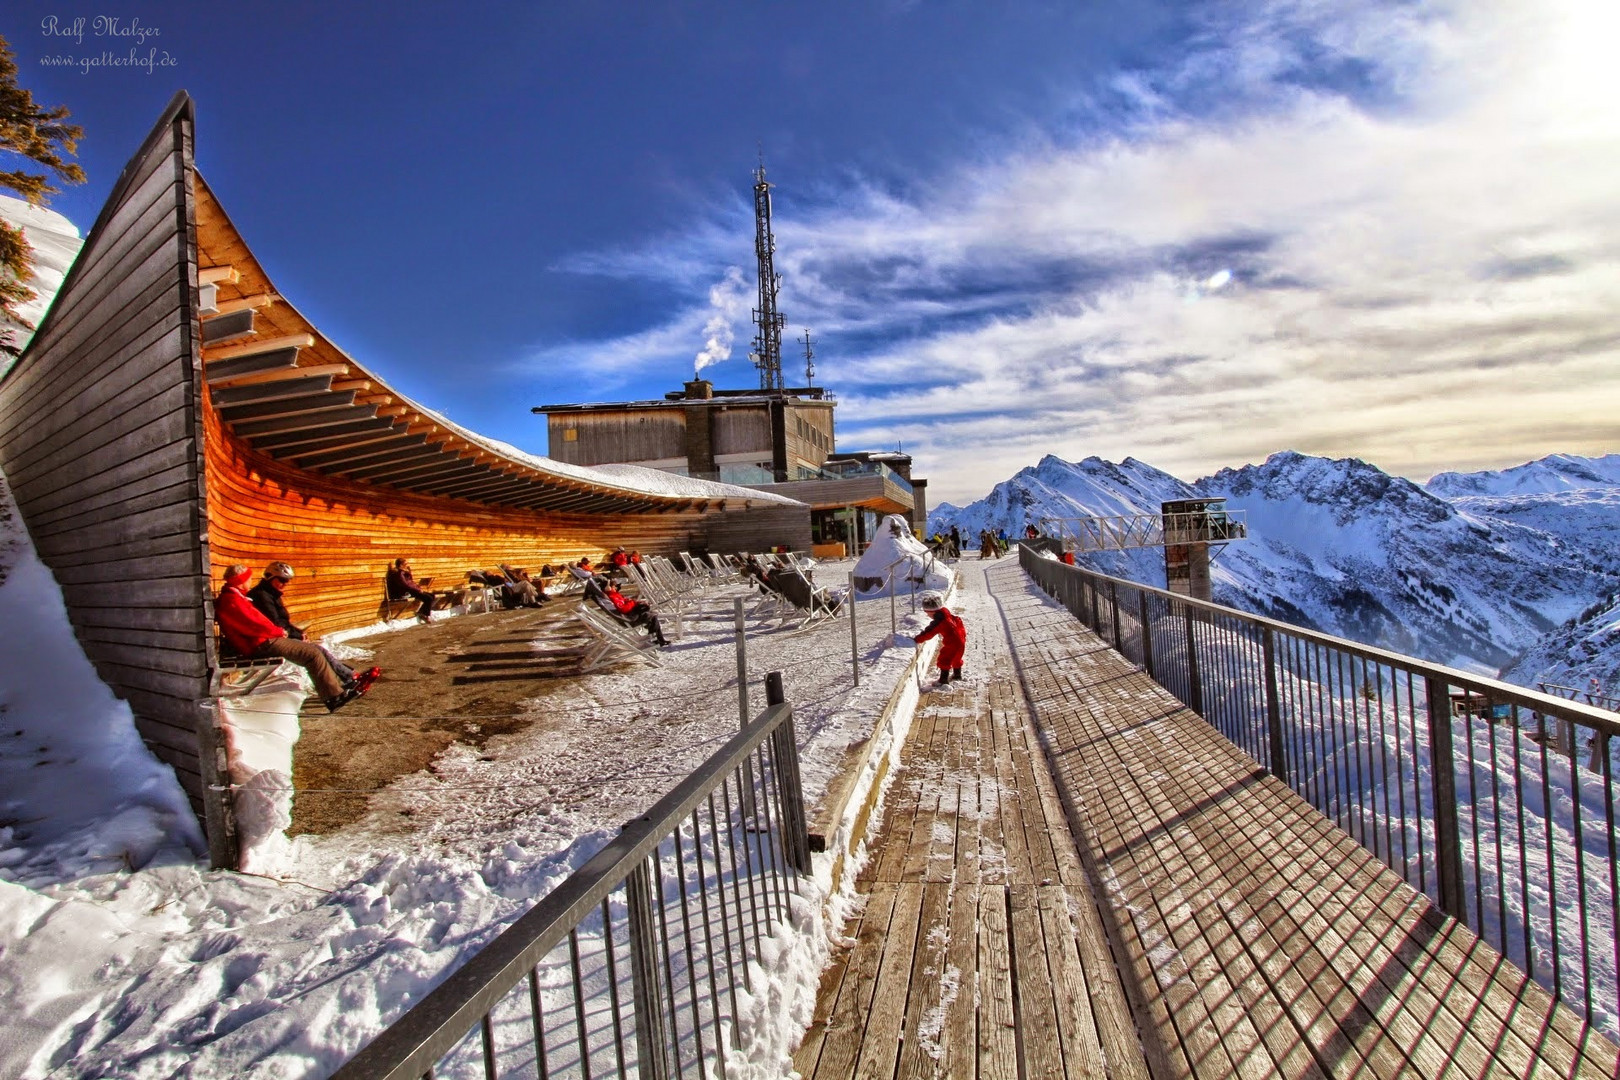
[333,682,810,1079]
[1020,545,1620,1035]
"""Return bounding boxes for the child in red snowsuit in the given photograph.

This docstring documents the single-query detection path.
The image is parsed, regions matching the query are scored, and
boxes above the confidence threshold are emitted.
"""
[915,592,967,686]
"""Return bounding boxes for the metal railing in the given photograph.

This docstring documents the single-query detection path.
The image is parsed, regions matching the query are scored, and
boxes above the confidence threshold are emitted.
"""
[1020,547,1620,1033]
[1035,509,1248,554]
[333,675,811,1080]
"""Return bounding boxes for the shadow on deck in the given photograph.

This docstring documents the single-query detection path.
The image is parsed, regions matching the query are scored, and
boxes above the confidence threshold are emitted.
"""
[794,560,1620,1079]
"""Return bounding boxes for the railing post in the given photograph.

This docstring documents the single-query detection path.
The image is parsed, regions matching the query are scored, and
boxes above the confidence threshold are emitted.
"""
[1183,600,1204,715]
[1088,575,1100,634]
[766,672,811,873]
[848,571,859,688]
[1424,676,1468,921]
[1139,590,1154,679]
[734,598,749,730]
[627,856,673,1080]
[1261,626,1287,782]
[1110,580,1122,646]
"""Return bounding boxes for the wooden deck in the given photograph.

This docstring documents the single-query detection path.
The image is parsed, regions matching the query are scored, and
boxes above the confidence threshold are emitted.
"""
[794,560,1620,1079]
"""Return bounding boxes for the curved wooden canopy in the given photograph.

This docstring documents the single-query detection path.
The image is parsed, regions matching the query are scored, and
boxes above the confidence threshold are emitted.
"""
[194,176,786,517]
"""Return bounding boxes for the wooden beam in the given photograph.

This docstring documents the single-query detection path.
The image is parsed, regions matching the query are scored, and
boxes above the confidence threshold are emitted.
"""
[211,292,278,315]
[200,308,255,346]
[323,443,447,479]
[204,333,315,362]
[228,404,378,438]
[209,363,350,389]
[294,434,430,470]
[198,266,239,286]
[216,390,357,424]
[374,404,410,418]
[246,418,400,451]
[211,374,334,409]
[341,449,469,483]
[204,346,300,384]
[329,379,373,393]
[260,429,410,461]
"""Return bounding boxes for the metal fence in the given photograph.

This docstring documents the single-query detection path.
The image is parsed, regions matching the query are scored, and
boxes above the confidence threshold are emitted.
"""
[1020,548,1620,1034]
[332,674,811,1080]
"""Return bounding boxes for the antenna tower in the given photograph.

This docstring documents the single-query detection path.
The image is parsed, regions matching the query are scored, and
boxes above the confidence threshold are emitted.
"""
[800,328,816,386]
[750,160,786,392]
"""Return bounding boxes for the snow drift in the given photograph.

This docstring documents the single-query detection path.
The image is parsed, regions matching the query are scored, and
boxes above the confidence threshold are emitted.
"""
[851,514,956,598]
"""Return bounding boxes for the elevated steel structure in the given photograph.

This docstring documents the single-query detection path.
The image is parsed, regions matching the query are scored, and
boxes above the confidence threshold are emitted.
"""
[750,162,786,392]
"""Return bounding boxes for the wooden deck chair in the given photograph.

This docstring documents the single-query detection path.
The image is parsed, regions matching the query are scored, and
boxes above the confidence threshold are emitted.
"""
[771,560,841,630]
[573,602,663,672]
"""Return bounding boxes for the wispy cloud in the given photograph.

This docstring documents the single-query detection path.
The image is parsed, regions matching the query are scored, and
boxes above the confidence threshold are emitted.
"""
[531,0,1620,502]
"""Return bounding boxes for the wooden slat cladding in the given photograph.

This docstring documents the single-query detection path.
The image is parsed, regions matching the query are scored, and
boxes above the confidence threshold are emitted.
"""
[0,94,226,860]
[204,400,728,635]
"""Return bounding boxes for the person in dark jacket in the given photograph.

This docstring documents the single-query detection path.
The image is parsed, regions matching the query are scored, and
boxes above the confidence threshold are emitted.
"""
[915,591,967,687]
[248,562,375,690]
[218,565,357,711]
[386,557,436,621]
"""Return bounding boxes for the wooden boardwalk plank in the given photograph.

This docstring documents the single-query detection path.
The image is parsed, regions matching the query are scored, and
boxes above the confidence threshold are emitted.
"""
[990,562,1620,1080]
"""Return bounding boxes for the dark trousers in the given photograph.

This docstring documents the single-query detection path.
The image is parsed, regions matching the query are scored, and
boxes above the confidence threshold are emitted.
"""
[394,585,435,618]
[253,636,347,700]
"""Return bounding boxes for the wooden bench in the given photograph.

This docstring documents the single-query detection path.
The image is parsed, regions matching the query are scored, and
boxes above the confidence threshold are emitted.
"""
[211,638,284,697]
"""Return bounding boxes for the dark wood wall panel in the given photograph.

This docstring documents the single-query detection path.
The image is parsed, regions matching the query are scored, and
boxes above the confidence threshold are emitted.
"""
[701,504,813,554]
[0,96,224,859]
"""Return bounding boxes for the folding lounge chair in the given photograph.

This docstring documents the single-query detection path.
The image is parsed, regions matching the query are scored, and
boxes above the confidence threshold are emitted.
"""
[573,578,663,672]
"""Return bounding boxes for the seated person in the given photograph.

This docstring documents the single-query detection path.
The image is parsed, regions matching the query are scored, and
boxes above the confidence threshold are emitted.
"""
[497,565,548,608]
[386,557,436,621]
[217,565,365,712]
[593,579,669,646]
[246,562,377,690]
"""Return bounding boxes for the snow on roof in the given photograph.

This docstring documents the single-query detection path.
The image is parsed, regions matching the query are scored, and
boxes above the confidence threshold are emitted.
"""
[411,403,803,507]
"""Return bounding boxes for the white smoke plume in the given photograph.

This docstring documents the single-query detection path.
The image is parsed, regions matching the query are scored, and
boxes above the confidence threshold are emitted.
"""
[694,267,748,374]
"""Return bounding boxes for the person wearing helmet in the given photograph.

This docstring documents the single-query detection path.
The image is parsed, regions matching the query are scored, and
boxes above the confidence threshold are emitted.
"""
[915,591,967,687]
[246,563,379,699]
[217,565,369,712]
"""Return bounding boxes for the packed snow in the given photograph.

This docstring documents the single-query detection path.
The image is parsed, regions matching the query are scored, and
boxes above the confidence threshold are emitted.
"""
[850,513,956,599]
[0,474,939,1078]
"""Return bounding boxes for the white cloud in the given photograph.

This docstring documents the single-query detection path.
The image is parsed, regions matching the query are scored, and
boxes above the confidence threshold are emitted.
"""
[539,0,1620,504]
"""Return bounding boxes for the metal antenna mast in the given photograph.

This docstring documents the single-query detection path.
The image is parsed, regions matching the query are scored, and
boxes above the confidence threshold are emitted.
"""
[800,328,815,386]
[751,159,786,392]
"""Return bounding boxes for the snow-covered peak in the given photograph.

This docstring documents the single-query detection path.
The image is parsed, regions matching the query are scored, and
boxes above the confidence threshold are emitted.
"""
[1427,454,1620,498]
[932,449,1620,679]
[1199,450,1452,525]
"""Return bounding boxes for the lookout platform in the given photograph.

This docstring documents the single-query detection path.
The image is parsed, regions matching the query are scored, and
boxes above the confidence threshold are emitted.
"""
[794,560,1620,1079]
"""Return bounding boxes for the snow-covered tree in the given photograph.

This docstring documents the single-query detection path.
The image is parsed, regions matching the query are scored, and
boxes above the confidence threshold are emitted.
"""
[0,34,84,358]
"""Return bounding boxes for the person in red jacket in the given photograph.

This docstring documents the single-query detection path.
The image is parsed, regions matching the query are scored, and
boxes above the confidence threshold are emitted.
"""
[600,580,669,646]
[216,565,359,712]
[915,591,967,687]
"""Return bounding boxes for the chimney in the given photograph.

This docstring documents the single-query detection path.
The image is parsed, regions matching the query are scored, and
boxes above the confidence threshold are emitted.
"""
[683,378,714,400]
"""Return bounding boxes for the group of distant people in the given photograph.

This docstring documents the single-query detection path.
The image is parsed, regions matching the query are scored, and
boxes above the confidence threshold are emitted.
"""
[927,524,1013,560]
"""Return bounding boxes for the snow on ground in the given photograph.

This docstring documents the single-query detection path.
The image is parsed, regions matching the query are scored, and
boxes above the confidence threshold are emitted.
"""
[0,472,941,1078]
[851,513,955,598]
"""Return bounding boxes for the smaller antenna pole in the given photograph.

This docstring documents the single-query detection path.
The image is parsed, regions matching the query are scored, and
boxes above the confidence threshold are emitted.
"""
[801,328,816,386]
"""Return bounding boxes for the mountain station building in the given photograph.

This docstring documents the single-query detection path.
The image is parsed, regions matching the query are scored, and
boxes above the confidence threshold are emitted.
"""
[534,379,927,554]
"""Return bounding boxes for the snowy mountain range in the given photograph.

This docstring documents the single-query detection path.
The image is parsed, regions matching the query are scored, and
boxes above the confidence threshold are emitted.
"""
[930,451,1620,688]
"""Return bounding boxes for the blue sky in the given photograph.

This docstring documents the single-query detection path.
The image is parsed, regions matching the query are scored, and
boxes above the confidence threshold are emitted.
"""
[8,0,1619,505]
